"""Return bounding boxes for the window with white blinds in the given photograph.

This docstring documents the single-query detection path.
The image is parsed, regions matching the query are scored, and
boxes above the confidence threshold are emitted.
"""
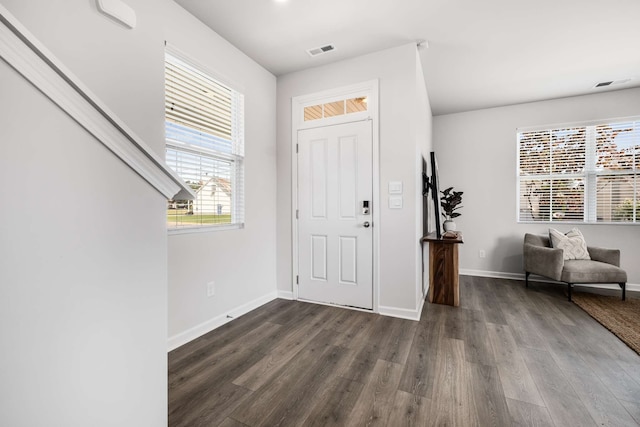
[165,52,244,229]
[518,118,639,223]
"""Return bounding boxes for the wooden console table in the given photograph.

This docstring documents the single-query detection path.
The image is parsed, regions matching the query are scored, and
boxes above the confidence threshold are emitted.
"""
[421,232,463,307]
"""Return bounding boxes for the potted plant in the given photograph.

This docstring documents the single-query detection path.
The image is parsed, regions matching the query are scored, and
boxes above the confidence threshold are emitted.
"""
[440,186,463,232]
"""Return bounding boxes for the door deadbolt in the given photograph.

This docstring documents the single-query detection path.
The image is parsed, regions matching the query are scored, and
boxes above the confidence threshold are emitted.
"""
[362,200,370,215]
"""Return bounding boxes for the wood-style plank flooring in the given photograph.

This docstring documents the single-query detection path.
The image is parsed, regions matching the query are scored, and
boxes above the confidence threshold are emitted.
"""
[169,276,640,426]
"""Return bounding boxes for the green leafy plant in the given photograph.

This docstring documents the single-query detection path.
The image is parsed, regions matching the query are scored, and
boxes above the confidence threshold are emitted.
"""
[440,187,463,220]
[613,199,639,221]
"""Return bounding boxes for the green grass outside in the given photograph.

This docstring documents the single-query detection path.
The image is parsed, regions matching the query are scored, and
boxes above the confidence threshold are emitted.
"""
[167,209,231,225]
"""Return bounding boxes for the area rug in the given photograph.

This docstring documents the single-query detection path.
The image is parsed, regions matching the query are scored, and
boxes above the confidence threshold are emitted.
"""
[572,292,640,356]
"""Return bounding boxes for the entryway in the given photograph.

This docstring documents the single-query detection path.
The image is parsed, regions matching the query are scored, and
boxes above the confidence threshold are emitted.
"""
[297,120,373,309]
[291,80,379,311]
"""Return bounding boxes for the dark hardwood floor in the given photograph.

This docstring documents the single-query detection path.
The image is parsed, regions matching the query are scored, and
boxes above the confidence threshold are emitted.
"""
[168,276,640,426]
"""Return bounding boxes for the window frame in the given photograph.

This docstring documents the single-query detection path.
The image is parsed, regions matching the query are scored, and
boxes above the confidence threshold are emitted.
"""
[517,117,639,225]
[164,47,245,234]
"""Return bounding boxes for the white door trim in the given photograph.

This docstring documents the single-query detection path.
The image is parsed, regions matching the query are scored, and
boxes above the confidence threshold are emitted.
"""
[291,80,380,313]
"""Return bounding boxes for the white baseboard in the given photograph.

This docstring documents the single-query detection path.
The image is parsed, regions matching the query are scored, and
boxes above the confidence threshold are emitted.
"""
[460,269,524,281]
[571,283,640,292]
[167,291,277,352]
[379,299,424,321]
[277,290,294,300]
[460,269,640,292]
[416,296,425,320]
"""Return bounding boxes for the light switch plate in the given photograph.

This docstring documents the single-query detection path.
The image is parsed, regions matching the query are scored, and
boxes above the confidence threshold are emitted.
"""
[388,181,403,194]
[389,195,403,209]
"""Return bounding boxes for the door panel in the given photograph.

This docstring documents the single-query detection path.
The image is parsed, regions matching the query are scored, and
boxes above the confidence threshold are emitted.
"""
[338,136,358,219]
[310,139,328,218]
[339,236,357,284]
[311,235,327,281]
[298,120,373,309]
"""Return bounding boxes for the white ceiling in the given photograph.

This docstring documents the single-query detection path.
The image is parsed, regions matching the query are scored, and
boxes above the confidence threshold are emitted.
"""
[175,0,640,115]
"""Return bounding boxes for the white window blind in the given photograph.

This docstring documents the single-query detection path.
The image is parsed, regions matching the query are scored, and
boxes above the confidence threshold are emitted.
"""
[518,118,639,224]
[165,52,244,229]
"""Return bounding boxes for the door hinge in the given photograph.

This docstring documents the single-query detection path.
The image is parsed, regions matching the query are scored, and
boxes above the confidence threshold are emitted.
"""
[296,209,299,219]
[296,143,299,153]
[296,275,299,285]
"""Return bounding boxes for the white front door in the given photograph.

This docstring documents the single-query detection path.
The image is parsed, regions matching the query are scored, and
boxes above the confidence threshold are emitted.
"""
[297,120,373,309]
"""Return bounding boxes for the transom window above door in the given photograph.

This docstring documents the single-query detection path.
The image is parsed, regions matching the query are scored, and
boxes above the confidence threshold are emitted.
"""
[303,96,368,121]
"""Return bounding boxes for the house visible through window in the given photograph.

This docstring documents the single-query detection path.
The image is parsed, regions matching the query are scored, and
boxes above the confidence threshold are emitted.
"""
[165,52,244,229]
[518,118,639,223]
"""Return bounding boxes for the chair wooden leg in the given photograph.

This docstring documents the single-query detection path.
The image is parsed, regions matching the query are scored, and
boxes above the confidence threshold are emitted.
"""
[567,283,572,301]
[620,282,626,301]
[525,272,530,288]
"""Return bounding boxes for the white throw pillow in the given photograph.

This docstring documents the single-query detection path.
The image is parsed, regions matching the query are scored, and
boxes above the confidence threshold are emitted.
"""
[549,228,591,261]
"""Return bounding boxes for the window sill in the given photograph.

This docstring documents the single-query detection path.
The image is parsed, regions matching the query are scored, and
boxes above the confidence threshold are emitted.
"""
[168,223,244,235]
[518,221,638,226]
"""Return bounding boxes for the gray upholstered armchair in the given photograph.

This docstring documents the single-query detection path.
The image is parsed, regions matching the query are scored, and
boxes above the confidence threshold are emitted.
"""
[523,233,627,301]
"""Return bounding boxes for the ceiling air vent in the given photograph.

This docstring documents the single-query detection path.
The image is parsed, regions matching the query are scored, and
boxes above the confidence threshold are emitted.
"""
[307,44,336,57]
[594,78,631,89]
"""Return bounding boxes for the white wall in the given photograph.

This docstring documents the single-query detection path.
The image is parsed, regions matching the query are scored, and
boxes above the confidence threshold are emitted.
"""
[161,6,277,344]
[1,0,276,424]
[434,87,640,285]
[414,49,434,298]
[0,51,168,426]
[2,0,167,155]
[277,43,431,316]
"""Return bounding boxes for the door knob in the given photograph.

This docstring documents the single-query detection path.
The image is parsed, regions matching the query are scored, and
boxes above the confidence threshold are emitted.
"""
[363,221,370,228]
